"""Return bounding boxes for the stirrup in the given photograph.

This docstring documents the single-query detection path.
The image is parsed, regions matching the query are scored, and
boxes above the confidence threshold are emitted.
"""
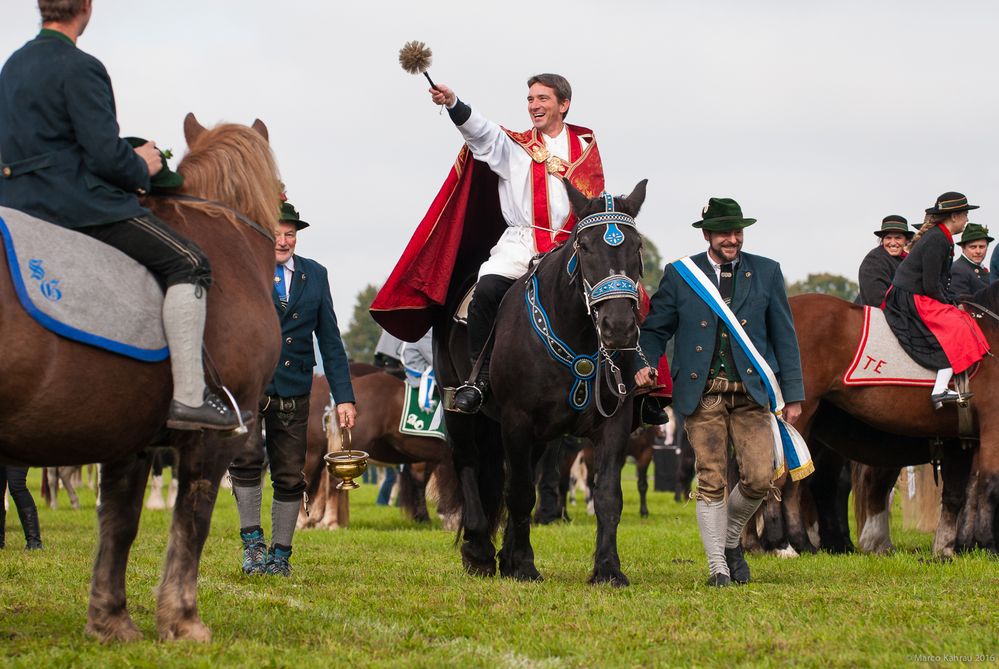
[451,383,484,414]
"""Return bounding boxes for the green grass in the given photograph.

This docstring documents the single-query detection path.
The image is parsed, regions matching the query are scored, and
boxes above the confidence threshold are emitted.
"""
[1,467,996,668]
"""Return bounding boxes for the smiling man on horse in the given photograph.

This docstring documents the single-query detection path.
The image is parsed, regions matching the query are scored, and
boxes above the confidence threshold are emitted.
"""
[371,73,668,420]
[0,0,242,431]
[636,198,808,586]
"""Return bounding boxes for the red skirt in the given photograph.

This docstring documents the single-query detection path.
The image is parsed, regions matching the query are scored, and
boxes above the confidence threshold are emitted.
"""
[912,295,990,373]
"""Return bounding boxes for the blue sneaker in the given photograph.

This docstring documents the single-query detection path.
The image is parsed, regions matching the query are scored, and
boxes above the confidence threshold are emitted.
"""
[265,544,293,577]
[240,527,268,575]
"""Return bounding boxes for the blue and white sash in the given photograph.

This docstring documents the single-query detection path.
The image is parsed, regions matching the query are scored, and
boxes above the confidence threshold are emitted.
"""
[672,256,814,481]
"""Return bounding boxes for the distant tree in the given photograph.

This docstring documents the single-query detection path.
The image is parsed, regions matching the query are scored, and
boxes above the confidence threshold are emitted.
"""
[786,273,858,300]
[641,235,664,294]
[342,283,381,363]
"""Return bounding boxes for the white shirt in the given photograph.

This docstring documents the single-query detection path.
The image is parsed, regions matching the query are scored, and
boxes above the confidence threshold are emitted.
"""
[452,100,573,280]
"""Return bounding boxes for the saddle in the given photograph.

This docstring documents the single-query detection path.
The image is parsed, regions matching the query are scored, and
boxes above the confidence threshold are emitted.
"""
[0,206,168,361]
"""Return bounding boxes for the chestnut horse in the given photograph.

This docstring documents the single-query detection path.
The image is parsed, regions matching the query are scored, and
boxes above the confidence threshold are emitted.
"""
[789,293,996,556]
[0,114,282,641]
[300,367,460,528]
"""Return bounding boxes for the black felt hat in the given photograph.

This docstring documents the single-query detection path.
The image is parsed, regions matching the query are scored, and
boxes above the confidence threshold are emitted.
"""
[925,192,979,215]
[874,215,914,239]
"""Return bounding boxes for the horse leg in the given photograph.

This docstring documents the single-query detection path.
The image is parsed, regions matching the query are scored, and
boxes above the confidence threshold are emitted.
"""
[156,434,233,642]
[856,465,899,554]
[399,464,431,523]
[589,415,631,587]
[636,449,651,518]
[972,431,999,552]
[60,466,81,510]
[806,447,850,553]
[44,467,58,510]
[955,449,980,551]
[85,453,152,642]
[449,412,496,576]
[935,447,973,558]
[782,480,818,555]
[497,420,542,581]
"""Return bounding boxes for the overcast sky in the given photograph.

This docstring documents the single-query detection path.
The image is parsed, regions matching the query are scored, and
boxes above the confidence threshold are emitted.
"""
[4,1,999,320]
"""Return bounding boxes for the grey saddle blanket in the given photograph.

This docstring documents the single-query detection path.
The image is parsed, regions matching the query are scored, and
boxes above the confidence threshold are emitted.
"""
[0,206,168,361]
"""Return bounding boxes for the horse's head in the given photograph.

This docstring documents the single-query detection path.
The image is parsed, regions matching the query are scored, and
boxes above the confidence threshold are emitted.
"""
[564,179,648,350]
[178,113,283,235]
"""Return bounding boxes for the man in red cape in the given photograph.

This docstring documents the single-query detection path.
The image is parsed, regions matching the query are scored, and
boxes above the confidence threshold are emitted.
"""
[371,73,671,417]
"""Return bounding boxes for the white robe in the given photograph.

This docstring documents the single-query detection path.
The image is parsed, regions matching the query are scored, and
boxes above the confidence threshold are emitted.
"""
[455,105,573,280]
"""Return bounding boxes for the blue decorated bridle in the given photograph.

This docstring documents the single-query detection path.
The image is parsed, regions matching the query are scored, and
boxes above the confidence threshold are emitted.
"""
[566,192,642,316]
[525,192,653,416]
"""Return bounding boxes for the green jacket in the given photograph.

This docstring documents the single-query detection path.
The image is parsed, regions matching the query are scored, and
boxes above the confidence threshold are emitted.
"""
[640,251,804,417]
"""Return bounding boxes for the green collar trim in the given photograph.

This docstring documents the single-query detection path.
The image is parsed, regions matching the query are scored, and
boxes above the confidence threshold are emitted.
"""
[38,28,75,46]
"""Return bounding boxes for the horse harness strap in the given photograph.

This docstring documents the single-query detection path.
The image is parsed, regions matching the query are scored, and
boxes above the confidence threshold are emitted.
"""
[155,193,275,241]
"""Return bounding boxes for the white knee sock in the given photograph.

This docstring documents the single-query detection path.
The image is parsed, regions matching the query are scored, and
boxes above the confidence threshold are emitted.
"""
[726,484,766,549]
[932,367,954,395]
[696,499,729,577]
[162,283,207,407]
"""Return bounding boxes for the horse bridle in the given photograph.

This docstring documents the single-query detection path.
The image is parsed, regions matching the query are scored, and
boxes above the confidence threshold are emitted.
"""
[565,193,654,415]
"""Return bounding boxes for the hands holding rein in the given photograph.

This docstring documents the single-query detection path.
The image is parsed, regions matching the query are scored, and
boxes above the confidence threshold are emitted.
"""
[634,367,802,425]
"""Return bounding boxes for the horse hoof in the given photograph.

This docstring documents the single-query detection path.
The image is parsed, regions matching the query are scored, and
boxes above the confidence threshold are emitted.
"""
[501,564,543,582]
[85,614,143,643]
[640,509,649,518]
[589,571,630,587]
[462,557,496,578]
[159,617,212,643]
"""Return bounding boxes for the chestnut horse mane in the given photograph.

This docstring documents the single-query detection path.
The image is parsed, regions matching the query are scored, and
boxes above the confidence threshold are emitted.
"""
[176,122,281,236]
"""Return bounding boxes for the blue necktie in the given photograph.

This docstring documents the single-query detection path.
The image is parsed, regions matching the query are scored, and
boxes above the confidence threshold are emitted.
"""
[274,265,287,307]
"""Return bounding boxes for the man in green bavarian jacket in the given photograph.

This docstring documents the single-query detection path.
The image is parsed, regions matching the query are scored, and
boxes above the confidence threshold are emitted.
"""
[0,0,242,430]
[635,198,804,586]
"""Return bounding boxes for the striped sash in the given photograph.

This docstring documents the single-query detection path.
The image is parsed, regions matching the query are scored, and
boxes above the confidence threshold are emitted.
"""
[672,257,814,481]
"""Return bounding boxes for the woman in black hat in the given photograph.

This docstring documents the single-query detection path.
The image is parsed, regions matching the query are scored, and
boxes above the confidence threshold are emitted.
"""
[858,215,913,307]
[883,192,990,405]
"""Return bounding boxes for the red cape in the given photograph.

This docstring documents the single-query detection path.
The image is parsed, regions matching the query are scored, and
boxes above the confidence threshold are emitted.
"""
[371,125,602,341]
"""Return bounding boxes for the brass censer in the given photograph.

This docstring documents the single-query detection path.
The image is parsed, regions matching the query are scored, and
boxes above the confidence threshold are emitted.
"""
[323,425,369,490]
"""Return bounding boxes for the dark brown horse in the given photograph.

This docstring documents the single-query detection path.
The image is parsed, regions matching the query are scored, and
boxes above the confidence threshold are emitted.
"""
[0,114,282,641]
[788,293,996,556]
[582,426,658,518]
[300,367,460,529]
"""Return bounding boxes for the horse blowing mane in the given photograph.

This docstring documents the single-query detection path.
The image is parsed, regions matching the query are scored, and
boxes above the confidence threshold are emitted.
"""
[177,123,281,235]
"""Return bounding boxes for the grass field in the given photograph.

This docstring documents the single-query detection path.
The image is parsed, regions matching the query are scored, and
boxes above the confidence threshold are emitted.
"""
[1,466,996,668]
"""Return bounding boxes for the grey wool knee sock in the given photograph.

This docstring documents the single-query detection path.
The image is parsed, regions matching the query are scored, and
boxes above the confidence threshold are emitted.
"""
[162,283,207,407]
[271,499,301,548]
[726,484,766,549]
[696,498,729,577]
[232,483,263,532]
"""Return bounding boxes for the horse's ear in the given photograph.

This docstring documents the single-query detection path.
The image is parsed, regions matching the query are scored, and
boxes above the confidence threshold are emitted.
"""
[620,179,648,218]
[564,179,592,217]
[184,113,206,146]
[251,119,269,141]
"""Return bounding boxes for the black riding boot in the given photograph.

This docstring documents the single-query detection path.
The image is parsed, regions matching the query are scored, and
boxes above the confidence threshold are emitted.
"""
[18,503,42,550]
[453,274,515,414]
[640,395,670,426]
